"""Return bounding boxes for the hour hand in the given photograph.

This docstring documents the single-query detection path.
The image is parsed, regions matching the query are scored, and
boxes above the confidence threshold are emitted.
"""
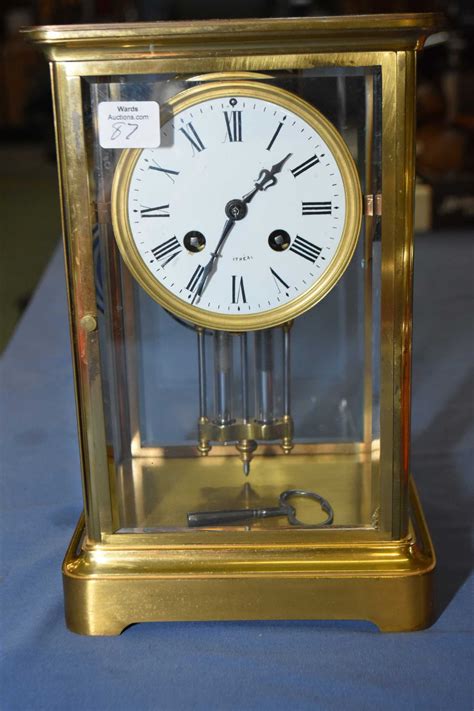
[267,153,293,181]
[243,153,292,204]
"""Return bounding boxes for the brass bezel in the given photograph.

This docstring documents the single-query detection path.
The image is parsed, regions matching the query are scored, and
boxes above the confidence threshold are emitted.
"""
[111,80,362,331]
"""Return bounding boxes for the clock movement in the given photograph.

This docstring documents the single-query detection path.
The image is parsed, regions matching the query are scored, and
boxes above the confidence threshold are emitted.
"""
[26,14,441,634]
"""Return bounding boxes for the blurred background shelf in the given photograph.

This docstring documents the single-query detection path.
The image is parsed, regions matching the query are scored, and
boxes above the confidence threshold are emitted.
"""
[0,142,60,351]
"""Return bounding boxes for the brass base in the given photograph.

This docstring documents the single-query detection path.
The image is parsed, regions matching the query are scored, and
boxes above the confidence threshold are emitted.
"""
[63,477,435,635]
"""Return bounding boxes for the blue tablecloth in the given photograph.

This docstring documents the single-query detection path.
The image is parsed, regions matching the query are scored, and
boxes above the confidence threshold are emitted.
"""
[1,233,472,710]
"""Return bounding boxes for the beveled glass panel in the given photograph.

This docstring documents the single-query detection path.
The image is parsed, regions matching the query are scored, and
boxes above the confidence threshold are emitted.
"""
[81,64,382,534]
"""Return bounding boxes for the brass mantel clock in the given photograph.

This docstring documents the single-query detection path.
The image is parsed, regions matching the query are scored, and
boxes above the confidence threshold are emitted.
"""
[26,14,441,634]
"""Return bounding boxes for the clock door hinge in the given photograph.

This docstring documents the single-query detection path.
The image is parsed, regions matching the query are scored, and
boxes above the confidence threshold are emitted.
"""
[364,194,382,216]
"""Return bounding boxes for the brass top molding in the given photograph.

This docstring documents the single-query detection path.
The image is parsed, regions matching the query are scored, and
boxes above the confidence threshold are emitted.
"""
[23,14,444,61]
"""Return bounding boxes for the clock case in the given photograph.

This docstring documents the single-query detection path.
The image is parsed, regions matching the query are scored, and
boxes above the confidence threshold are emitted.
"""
[26,15,441,634]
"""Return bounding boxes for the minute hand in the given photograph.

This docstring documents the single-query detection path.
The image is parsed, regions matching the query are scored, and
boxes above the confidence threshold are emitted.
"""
[242,153,292,205]
[192,217,235,304]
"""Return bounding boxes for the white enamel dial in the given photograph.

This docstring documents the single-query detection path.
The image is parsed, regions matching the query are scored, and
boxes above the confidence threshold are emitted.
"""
[112,82,361,330]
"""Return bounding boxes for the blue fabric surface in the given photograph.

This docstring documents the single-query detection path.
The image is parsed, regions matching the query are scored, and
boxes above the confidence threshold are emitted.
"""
[1,234,473,711]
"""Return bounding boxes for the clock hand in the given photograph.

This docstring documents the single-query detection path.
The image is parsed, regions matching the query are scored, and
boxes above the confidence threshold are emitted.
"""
[192,154,292,305]
[192,217,235,304]
[242,153,292,204]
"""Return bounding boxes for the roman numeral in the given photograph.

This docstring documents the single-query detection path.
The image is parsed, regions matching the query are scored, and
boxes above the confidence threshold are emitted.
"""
[151,236,181,266]
[289,236,322,263]
[180,122,205,153]
[186,265,205,292]
[232,275,247,304]
[302,201,332,215]
[148,162,180,182]
[266,122,284,151]
[140,204,170,218]
[270,267,290,293]
[224,111,242,142]
[291,155,320,178]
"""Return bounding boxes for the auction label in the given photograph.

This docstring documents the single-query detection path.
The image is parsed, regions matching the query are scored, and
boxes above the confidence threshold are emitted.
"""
[98,101,161,148]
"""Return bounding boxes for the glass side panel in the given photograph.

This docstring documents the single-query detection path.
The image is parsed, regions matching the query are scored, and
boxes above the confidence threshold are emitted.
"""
[81,64,382,535]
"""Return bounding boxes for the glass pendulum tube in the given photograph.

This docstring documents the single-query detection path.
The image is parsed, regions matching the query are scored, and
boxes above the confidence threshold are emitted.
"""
[213,331,234,426]
[281,322,293,454]
[235,332,257,476]
[255,329,275,424]
[196,328,211,456]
